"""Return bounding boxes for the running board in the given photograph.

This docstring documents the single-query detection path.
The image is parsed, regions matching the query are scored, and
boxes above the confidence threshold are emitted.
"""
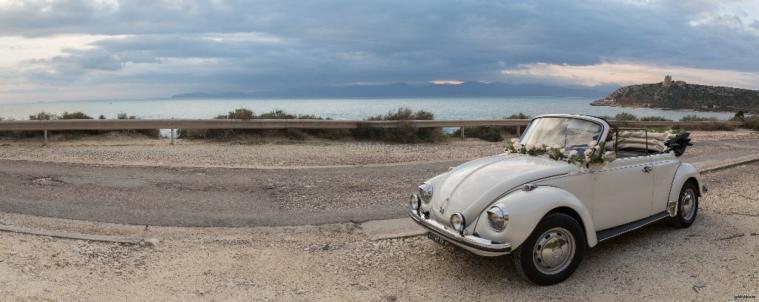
[596,211,669,242]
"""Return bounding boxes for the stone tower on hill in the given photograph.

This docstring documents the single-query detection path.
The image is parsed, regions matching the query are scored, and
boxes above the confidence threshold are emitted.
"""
[663,75,672,86]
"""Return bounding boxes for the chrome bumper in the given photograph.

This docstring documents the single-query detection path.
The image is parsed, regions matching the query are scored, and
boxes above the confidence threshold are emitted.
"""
[408,207,511,255]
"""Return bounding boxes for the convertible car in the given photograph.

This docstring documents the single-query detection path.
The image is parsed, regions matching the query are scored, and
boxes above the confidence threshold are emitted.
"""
[408,114,705,285]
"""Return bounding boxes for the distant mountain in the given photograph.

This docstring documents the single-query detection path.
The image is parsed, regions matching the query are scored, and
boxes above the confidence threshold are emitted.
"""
[171,91,256,99]
[592,78,759,112]
[171,81,616,99]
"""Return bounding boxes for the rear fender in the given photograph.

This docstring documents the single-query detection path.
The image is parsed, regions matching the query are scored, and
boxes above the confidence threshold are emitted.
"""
[667,162,703,216]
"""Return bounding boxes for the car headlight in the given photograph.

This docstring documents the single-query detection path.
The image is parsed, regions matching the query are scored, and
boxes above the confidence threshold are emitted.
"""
[450,213,465,233]
[409,194,421,212]
[418,183,433,204]
[486,205,509,232]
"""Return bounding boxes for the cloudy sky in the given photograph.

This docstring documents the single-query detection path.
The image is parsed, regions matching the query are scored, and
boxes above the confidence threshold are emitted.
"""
[0,0,758,103]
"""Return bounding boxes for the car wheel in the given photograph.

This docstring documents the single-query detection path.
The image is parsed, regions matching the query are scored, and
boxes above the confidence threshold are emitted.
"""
[512,212,586,285]
[669,182,699,228]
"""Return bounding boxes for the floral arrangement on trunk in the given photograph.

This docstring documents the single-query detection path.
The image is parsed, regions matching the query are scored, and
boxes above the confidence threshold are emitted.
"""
[505,138,608,167]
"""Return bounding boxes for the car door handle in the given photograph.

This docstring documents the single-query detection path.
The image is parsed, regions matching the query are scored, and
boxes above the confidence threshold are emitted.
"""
[642,165,653,173]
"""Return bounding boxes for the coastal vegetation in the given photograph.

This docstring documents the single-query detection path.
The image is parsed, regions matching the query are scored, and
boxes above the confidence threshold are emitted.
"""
[0,111,159,139]
[1,108,755,143]
[181,107,443,143]
[451,113,530,142]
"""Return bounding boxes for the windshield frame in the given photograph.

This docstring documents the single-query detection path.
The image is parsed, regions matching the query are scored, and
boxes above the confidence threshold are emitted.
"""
[519,115,609,150]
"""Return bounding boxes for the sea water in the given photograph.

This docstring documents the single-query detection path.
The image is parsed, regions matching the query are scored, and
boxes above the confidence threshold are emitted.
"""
[0,97,736,121]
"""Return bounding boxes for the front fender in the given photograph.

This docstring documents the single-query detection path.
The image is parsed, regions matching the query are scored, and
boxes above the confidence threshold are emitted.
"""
[472,186,598,250]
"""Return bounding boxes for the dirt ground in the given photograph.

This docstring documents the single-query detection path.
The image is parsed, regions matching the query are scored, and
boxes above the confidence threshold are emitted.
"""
[2,130,755,168]
[0,163,757,301]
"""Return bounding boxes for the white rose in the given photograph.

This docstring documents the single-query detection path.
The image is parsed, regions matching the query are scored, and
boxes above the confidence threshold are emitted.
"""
[526,143,535,151]
[589,140,598,147]
[568,150,578,157]
[584,148,593,156]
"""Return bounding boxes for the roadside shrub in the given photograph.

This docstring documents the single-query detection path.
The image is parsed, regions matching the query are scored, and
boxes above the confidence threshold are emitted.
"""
[195,108,346,140]
[639,116,671,121]
[675,115,732,131]
[59,112,93,120]
[452,127,504,142]
[680,115,718,122]
[507,112,530,119]
[450,113,529,142]
[733,111,745,121]
[740,115,759,131]
[353,108,442,143]
[17,111,159,139]
[29,112,56,120]
[222,108,255,120]
[117,112,138,120]
[613,112,638,121]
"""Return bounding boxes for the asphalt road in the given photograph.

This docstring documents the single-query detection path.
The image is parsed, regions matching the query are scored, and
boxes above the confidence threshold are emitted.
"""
[0,159,454,227]
[1,138,757,227]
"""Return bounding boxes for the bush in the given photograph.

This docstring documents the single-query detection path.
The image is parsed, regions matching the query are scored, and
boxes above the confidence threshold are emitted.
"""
[680,115,718,122]
[448,113,529,142]
[733,111,745,121]
[741,115,759,131]
[194,108,346,140]
[19,111,159,139]
[223,108,255,120]
[29,112,56,120]
[60,112,93,120]
[674,115,734,131]
[117,112,137,120]
[639,116,671,121]
[452,127,504,142]
[507,112,530,119]
[352,108,442,143]
[613,112,638,121]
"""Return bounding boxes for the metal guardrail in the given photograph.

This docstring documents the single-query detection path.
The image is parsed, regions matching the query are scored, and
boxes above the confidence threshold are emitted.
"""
[0,118,742,145]
[0,118,740,131]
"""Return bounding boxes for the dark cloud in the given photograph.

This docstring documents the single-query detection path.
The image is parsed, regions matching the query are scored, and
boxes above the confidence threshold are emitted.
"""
[2,0,758,98]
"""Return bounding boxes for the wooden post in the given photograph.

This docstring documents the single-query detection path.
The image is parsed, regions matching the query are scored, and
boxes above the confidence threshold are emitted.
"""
[43,130,48,146]
[170,129,175,145]
[460,126,465,139]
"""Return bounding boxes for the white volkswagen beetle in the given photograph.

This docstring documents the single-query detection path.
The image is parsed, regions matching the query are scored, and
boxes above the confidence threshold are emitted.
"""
[408,114,706,285]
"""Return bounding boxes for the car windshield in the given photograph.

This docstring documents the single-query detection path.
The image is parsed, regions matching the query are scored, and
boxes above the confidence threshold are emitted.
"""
[520,117,603,150]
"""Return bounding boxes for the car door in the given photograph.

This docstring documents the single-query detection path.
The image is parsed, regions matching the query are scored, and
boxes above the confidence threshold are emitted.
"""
[591,155,655,230]
[650,153,680,214]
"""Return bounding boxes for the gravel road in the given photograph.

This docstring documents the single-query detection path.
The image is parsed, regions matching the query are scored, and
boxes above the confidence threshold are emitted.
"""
[1,130,755,168]
[0,163,757,301]
[0,130,757,227]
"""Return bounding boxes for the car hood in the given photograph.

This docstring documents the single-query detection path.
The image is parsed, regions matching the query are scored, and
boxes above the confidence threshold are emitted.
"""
[428,153,576,227]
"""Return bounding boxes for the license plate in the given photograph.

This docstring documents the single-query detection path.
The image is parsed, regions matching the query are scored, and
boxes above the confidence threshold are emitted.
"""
[427,232,448,246]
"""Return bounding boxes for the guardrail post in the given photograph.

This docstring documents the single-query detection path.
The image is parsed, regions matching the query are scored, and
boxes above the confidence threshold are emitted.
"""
[460,126,465,139]
[43,130,48,146]
[516,126,521,137]
[170,129,175,145]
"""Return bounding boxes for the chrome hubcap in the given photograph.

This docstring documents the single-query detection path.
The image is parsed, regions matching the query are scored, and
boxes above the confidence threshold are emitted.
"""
[532,227,576,275]
[681,188,696,221]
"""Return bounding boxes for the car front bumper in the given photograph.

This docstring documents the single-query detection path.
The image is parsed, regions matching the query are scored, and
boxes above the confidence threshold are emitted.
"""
[408,207,511,257]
